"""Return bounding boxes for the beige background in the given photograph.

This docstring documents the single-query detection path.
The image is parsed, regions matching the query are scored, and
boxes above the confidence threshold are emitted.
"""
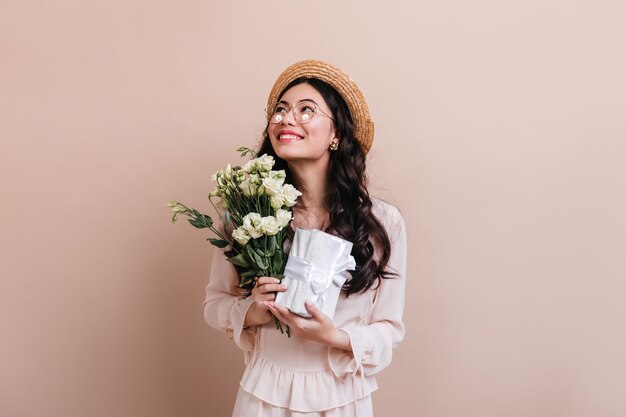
[1,1,625,416]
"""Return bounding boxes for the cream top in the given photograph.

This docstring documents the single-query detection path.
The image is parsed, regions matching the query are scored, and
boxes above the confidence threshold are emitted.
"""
[203,197,407,412]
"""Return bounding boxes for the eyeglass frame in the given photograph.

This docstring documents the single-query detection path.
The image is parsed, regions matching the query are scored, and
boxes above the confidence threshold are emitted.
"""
[266,99,334,125]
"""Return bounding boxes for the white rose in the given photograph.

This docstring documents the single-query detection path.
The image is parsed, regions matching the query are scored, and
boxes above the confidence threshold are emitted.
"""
[269,170,286,186]
[256,154,275,172]
[239,179,258,197]
[235,170,246,182]
[232,227,251,245]
[280,184,302,207]
[249,173,261,184]
[262,177,282,196]
[259,216,280,236]
[242,213,263,238]
[270,194,284,210]
[242,159,257,174]
[275,209,292,228]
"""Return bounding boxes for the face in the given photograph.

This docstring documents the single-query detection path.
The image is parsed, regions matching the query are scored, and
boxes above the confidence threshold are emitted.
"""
[267,83,337,165]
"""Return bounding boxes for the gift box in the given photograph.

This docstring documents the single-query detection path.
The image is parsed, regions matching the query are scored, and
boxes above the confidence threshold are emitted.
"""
[275,228,356,319]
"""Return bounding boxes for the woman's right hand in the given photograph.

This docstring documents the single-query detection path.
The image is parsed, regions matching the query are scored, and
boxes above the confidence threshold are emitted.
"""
[243,277,288,327]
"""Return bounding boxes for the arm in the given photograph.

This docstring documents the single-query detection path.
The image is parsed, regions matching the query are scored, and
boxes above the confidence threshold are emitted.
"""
[327,206,407,378]
[202,245,259,354]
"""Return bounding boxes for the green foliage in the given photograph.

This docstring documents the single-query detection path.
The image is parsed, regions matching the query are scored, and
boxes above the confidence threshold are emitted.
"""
[207,238,228,248]
[227,252,253,268]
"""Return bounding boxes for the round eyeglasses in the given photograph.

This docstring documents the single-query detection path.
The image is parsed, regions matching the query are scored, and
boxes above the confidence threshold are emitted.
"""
[267,100,334,124]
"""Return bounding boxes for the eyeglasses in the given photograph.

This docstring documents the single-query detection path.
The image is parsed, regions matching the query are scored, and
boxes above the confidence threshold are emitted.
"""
[266,100,334,124]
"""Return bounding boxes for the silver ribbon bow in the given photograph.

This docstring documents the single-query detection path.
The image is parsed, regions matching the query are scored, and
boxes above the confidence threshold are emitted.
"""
[284,252,356,312]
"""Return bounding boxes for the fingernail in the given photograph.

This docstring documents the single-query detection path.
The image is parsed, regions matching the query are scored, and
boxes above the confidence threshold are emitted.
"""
[273,278,280,283]
[280,285,287,290]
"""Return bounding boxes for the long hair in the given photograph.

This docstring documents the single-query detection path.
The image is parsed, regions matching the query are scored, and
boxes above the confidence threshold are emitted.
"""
[259,77,398,296]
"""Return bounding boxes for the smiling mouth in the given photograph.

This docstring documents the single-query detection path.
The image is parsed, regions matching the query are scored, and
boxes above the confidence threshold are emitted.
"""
[278,134,303,141]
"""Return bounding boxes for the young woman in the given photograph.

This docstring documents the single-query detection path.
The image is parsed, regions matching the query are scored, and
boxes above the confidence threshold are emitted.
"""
[203,60,407,417]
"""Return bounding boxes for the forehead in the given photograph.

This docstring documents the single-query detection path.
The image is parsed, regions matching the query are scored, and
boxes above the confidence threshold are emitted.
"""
[278,83,328,107]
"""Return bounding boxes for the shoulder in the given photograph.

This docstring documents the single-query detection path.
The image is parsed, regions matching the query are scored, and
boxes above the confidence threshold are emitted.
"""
[370,196,405,236]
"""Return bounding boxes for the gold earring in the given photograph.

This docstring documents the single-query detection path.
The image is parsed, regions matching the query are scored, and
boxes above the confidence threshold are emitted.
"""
[329,139,339,151]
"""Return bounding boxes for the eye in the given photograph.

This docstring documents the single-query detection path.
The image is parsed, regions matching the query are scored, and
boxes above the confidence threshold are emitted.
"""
[299,104,315,113]
[274,105,286,113]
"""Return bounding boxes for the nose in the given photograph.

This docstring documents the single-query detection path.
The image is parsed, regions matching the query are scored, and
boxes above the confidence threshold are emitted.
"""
[280,107,297,126]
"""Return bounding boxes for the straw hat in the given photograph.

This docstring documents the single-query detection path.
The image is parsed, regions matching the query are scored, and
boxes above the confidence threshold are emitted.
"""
[266,59,374,154]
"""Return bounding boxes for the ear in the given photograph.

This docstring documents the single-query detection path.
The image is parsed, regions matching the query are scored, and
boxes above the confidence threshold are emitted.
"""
[331,125,339,141]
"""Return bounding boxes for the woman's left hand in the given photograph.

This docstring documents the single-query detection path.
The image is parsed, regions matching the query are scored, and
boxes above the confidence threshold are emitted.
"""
[265,300,351,350]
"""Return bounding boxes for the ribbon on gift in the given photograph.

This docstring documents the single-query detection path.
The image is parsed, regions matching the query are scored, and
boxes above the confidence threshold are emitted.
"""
[283,252,356,312]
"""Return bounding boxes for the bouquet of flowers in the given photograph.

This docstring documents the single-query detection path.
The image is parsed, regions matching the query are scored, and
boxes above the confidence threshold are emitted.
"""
[167,147,302,335]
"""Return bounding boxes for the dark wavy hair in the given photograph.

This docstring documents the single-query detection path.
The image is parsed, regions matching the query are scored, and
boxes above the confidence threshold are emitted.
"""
[258,77,398,296]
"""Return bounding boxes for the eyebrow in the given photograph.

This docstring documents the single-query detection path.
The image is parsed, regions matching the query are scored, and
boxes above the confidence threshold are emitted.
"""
[277,98,319,105]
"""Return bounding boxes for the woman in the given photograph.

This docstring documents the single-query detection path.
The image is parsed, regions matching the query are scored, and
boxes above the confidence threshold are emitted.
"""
[203,60,407,417]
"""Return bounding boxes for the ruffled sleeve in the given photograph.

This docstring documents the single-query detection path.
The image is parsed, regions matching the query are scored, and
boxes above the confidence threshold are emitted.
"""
[328,204,407,379]
[202,244,259,361]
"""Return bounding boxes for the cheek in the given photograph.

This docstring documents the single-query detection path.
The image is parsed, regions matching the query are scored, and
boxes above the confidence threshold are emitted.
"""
[267,124,279,140]
[304,121,333,140]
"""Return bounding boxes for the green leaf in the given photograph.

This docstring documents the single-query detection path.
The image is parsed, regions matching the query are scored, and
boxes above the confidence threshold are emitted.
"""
[246,246,268,269]
[272,250,283,269]
[201,214,213,227]
[208,238,228,248]
[240,269,259,278]
[225,209,231,225]
[188,218,206,228]
[227,253,252,268]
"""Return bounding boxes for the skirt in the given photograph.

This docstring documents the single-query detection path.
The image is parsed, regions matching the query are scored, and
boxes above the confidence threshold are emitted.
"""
[231,385,374,417]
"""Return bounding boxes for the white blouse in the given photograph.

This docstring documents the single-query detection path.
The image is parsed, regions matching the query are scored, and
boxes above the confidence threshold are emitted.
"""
[203,197,407,414]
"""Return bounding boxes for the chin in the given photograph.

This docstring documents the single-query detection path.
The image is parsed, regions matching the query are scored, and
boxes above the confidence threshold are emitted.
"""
[274,149,304,162]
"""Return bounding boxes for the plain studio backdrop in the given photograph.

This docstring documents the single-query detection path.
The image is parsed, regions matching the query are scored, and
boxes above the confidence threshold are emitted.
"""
[1,1,625,417]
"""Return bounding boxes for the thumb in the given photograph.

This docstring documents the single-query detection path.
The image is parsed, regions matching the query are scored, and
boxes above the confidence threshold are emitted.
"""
[305,300,323,319]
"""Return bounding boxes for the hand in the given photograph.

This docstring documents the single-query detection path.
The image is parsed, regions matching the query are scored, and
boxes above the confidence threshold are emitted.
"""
[243,277,288,327]
[265,300,351,351]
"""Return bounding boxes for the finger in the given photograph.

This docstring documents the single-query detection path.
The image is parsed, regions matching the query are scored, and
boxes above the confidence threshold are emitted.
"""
[259,283,288,294]
[253,293,274,303]
[265,302,289,323]
[271,302,291,315]
[304,300,323,320]
[256,277,281,286]
[268,301,295,323]
[271,303,302,325]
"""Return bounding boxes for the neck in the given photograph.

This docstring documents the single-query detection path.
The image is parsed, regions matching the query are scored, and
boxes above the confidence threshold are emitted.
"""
[287,160,330,210]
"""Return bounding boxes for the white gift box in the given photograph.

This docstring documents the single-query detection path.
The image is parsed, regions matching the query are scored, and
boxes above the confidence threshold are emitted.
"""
[274,228,356,319]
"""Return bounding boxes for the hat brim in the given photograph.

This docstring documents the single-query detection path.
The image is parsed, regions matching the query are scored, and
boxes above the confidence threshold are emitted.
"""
[266,59,374,155]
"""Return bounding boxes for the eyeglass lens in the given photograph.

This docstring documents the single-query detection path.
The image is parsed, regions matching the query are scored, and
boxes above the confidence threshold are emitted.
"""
[269,102,317,124]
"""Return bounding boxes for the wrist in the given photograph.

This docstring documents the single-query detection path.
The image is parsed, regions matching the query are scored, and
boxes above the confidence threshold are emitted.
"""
[244,303,261,328]
[327,328,352,351]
